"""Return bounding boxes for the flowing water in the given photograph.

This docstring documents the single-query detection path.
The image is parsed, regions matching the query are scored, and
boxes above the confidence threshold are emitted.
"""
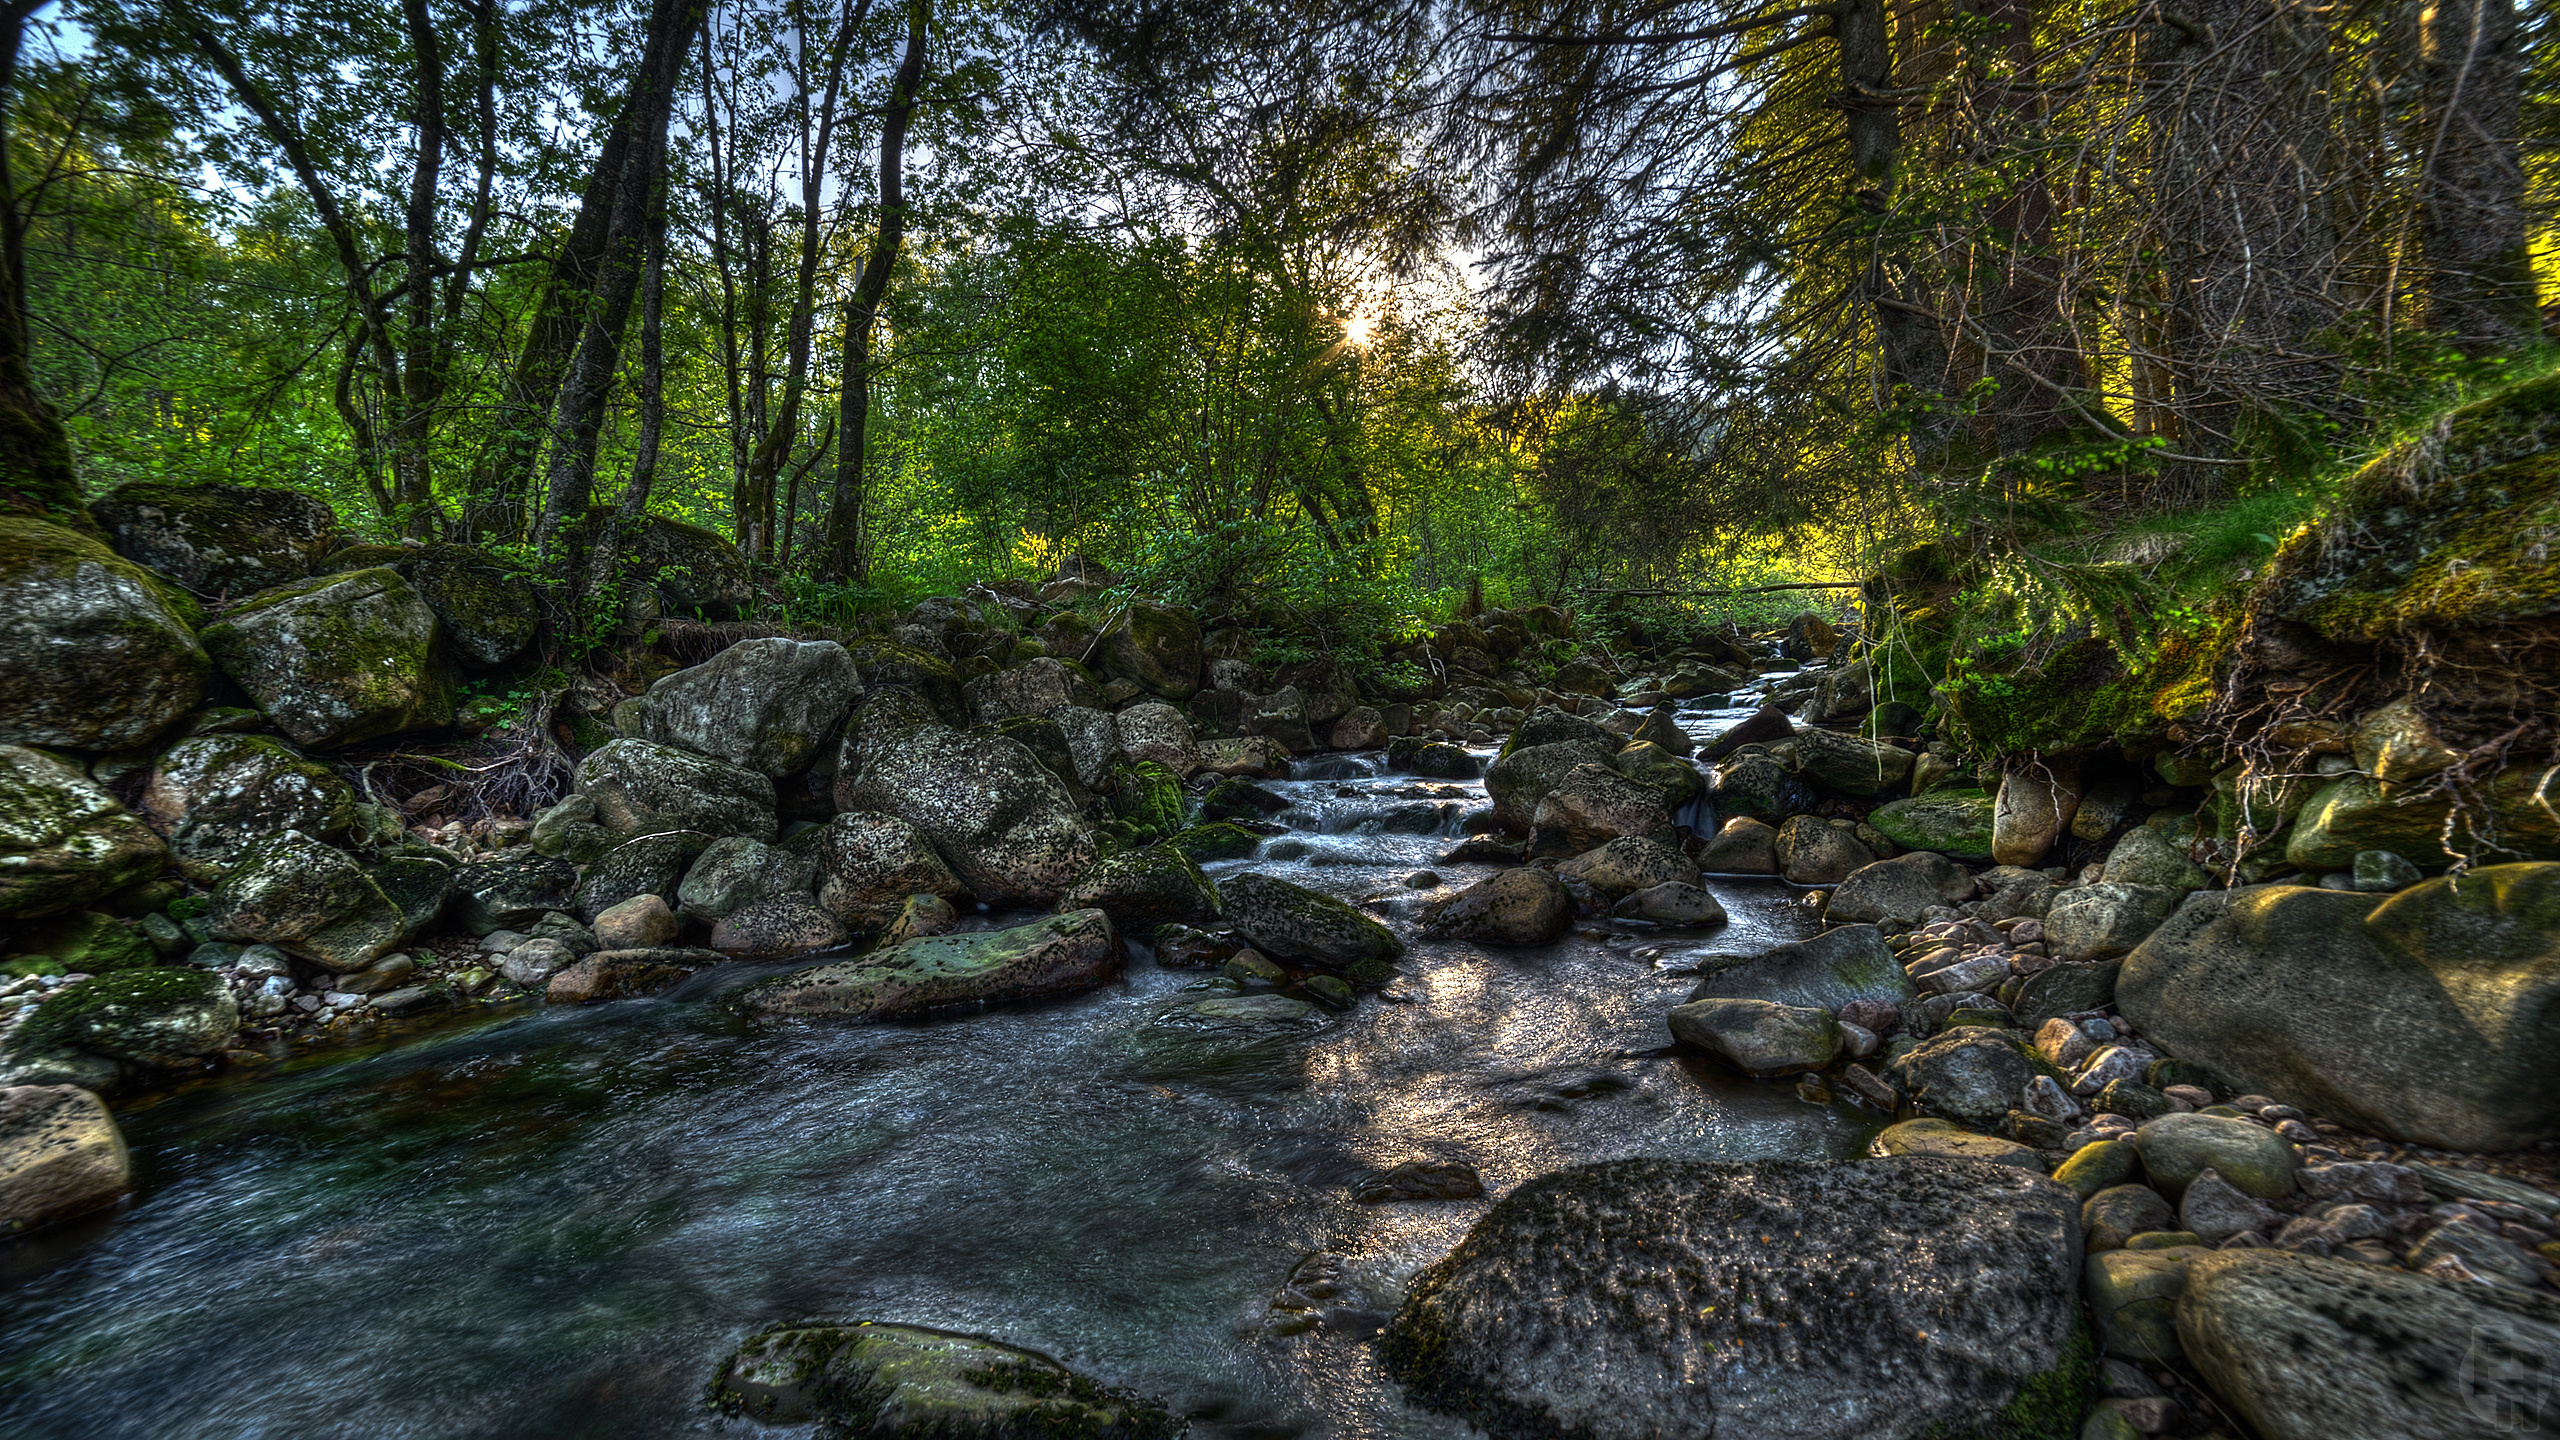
[0,685,1882,1440]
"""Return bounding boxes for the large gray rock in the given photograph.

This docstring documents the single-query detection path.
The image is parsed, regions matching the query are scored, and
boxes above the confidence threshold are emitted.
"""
[1774,815,1876,885]
[1381,1157,2082,1440]
[2117,865,2560,1150]
[2178,1249,2560,1440]
[1696,815,1779,873]
[1113,701,1198,776]
[834,699,1096,907]
[1096,601,1202,699]
[1220,872,1405,978]
[2130,1112,2300,1201]
[1826,850,1977,928]
[0,516,209,750]
[2101,824,2210,890]
[1705,751,1813,822]
[450,854,579,935]
[1554,836,1698,898]
[139,734,357,883]
[88,480,338,596]
[1528,763,1674,855]
[710,1319,1181,1437]
[812,811,963,929]
[1047,705,1124,788]
[0,745,169,920]
[736,909,1123,1021]
[6,968,238,1069]
[1667,997,1840,1073]
[707,893,851,960]
[636,637,859,778]
[2045,882,2183,961]
[675,835,818,921]
[1790,728,1914,797]
[573,831,711,921]
[1056,845,1219,938]
[394,542,537,668]
[1888,1027,2045,1129]
[1484,739,1616,832]
[1419,867,1573,946]
[206,831,406,972]
[963,656,1096,724]
[574,738,777,842]
[0,1085,130,1235]
[1866,789,1997,863]
[1683,924,1915,1013]
[199,567,455,749]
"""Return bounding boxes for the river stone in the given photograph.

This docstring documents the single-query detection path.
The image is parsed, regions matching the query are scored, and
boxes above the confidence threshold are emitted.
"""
[1629,707,1692,756]
[0,745,170,920]
[575,738,777,842]
[207,831,404,972]
[1825,850,1977,928]
[635,637,858,779]
[1097,601,1202,700]
[528,795,617,864]
[545,946,722,1004]
[1419,867,1572,946]
[138,734,357,883]
[1164,822,1259,864]
[2086,1247,2197,1363]
[2012,961,2119,1031]
[1993,762,2082,868]
[2351,848,2424,891]
[709,893,850,959]
[2130,1113,2298,1200]
[1684,924,1914,1013]
[1872,1117,2044,1170]
[1706,752,1814,823]
[0,1085,130,1235]
[573,831,710,921]
[1866,788,1997,863]
[17,911,152,973]
[814,811,964,930]
[2083,1183,2178,1253]
[880,893,958,945]
[8,967,237,1069]
[2052,1140,2137,1201]
[2179,1168,2280,1243]
[675,835,814,921]
[1773,815,1875,885]
[1484,739,1615,832]
[394,542,536,668]
[1381,1156,2081,1440]
[1789,728,1914,797]
[1696,816,1779,874]
[2101,825,2209,890]
[591,893,681,951]
[1554,835,1697,898]
[1667,996,1840,1074]
[1056,845,1219,938]
[1114,701,1199,777]
[1614,881,1726,925]
[1220,873,1405,978]
[1889,1027,2045,1129]
[1501,709,1612,760]
[836,698,1096,907]
[0,516,209,751]
[2285,768,2560,870]
[736,909,1122,1021]
[2045,883,2183,961]
[2178,1249,2560,1440]
[1152,992,1325,1032]
[88,480,338,596]
[450,854,579,936]
[1609,740,1700,806]
[498,937,578,987]
[1046,704,1124,787]
[963,656,1094,724]
[710,1319,1183,1437]
[2116,865,2560,1150]
[199,567,455,749]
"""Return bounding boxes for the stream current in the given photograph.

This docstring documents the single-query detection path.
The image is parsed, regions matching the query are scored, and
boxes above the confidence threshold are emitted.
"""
[0,684,1885,1439]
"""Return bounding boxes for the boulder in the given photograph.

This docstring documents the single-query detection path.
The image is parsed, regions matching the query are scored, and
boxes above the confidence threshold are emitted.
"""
[207,831,406,971]
[2082,1183,2177,1253]
[843,639,968,724]
[545,946,722,1004]
[1219,872,1405,978]
[835,702,1096,908]
[7,968,237,1069]
[1696,815,1779,874]
[1386,738,1479,780]
[1889,1027,2045,1129]
[1381,1156,2083,1440]
[573,830,711,920]
[2045,883,2183,961]
[2285,768,2560,869]
[2086,1247,2197,1364]
[16,911,153,973]
[2101,825,2210,890]
[675,835,818,921]
[1499,707,1613,757]
[2177,1249,2560,1440]
[1330,706,1390,750]
[1867,789,1997,863]
[0,1084,130,1234]
[1043,704,1124,788]
[1113,701,1199,776]
[1055,845,1220,938]
[1609,741,1701,805]
[1612,881,1726,925]
[1683,924,1915,1013]
[450,854,579,936]
[0,745,170,919]
[1554,836,1698,898]
[1528,763,1674,855]
[1484,739,1616,833]
[1096,601,1202,699]
[1790,728,1914,797]
[0,516,209,750]
[574,738,778,842]
[2130,1113,2299,1200]
[1667,996,1840,1073]
[1419,867,1573,946]
[139,734,357,883]
[1697,705,1793,761]
[88,480,337,596]
[736,909,1123,1021]
[529,794,618,864]
[592,893,681,950]
[636,637,860,778]
[1993,761,2082,867]
[2117,866,2560,1150]
[199,567,457,749]
[1629,707,1692,757]
[962,656,1094,724]
[1872,1117,2045,1170]
[1773,815,1874,885]
[1705,752,1813,823]
[393,542,536,668]
[569,511,755,619]
[709,1320,1181,1437]
[1825,850,1976,928]
[709,893,851,959]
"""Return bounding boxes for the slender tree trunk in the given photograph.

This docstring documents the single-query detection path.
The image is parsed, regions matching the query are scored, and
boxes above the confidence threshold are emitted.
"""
[391,0,447,536]
[1838,0,1963,465]
[0,0,81,524]
[2418,0,2535,348]
[821,0,929,583]
[585,193,668,613]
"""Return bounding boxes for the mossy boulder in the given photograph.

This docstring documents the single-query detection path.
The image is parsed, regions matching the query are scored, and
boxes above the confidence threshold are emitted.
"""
[0,745,170,919]
[1164,821,1260,863]
[1867,789,1996,862]
[1057,844,1219,938]
[14,911,153,974]
[813,810,963,931]
[2284,767,2560,869]
[636,637,860,779]
[574,738,778,842]
[835,696,1099,908]
[206,830,407,972]
[1096,600,1203,700]
[1218,872,1405,980]
[1105,760,1188,846]
[200,567,456,749]
[87,480,339,596]
[842,639,969,725]
[397,542,538,668]
[709,1319,1182,1437]
[736,908,1123,1021]
[138,733,358,882]
[0,516,210,750]
[564,510,754,619]
[8,967,238,1070]
[1485,738,1617,833]
[572,830,712,921]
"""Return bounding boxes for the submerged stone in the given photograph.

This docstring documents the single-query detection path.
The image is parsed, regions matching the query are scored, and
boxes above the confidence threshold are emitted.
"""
[736,909,1122,1022]
[709,1320,1183,1437]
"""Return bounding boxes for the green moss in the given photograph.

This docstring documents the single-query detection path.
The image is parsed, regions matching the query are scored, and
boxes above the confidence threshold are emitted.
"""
[1164,821,1260,862]
[12,966,220,1054]
[1104,761,1186,846]
[1925,1308,2095,1439]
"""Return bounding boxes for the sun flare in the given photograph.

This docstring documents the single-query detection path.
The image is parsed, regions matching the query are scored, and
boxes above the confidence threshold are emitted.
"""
[1342,310,1377,350]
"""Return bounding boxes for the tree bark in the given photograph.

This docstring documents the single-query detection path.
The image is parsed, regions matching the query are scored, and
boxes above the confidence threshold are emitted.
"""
[2418,0,2535,349]
[1837,0,1963,465]
[0,0,82,524]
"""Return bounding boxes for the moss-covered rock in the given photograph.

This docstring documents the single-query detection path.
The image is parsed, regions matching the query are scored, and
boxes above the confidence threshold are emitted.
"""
[1163,821,1261,863]
[1105,760,1187,846]
[206,830,407,972]
[564,509,754,620]
[636,637,859,779]
[1869,788,1998,862]
[1097,600,1203,700]
[138,733,358,883]
[398,542,538,668]
[574,737,778,842]
[835,696,1098,908]
[14,911,153,974]
[708,1319,1183,1437]
[736,908,1123,1021]
[0,745,170,920]
[200,567,456,749]
[1057,844,1219,938]
[842,639,969,725]
[8,967,238,1069]
[1219,872,1405,980]
[2284,766,2560,869]
[87,480,339,596]
[0,517,211,751]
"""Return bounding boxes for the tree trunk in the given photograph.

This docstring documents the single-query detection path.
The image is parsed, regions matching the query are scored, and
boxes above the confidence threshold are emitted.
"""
[584,190,669,616]
[0,0,81,524]
[1965,0,2082,460]
[2418,0,2535,349]
[1837,0,1964,466]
